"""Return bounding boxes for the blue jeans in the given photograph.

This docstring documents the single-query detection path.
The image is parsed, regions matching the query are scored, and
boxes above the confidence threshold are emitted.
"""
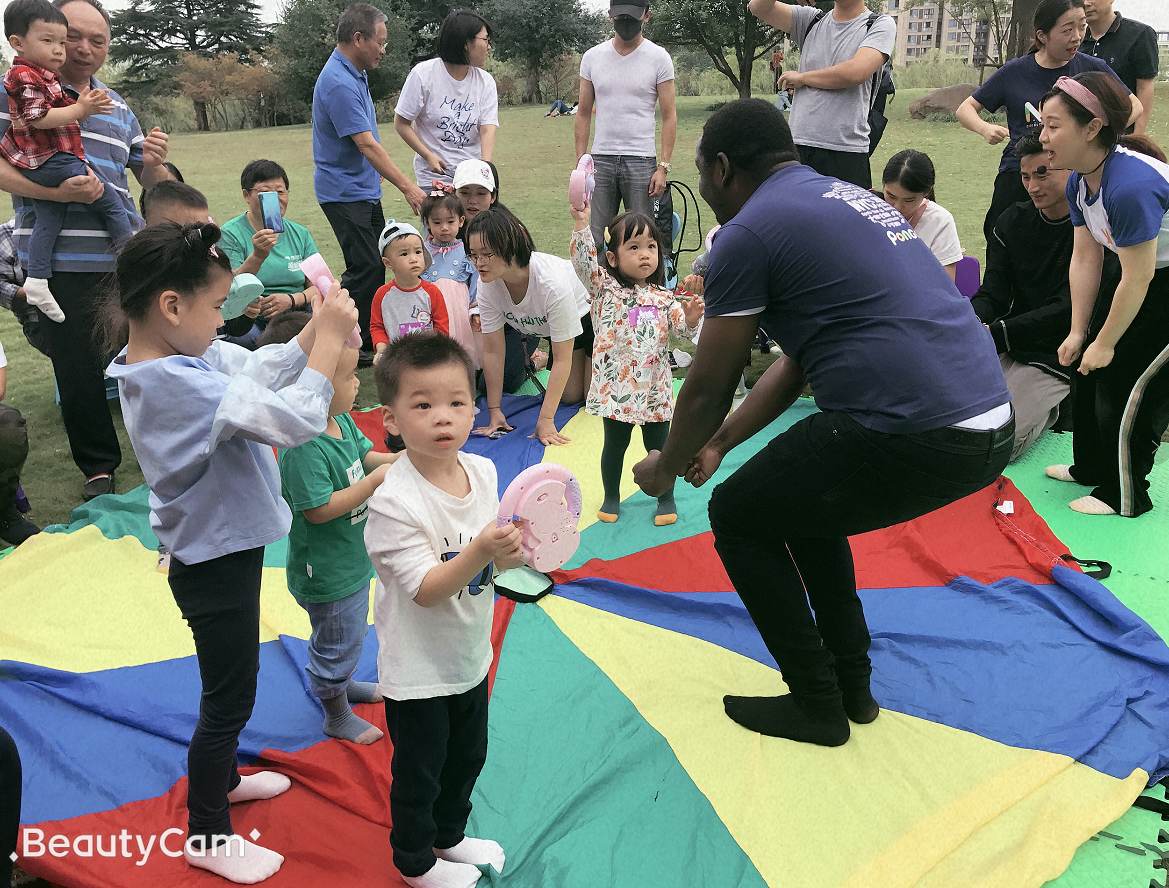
[589,154,657,270]
[21,152,133,279]
[297,584,371,700]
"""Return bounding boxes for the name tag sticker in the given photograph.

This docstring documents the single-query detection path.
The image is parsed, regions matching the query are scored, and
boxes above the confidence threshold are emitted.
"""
[628,306,659,326]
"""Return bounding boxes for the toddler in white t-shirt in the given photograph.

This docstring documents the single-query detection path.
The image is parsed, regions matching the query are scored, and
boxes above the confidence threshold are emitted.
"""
[365,331,523,888]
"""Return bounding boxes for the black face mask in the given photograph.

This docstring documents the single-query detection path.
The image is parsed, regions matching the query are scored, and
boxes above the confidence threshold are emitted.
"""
[613,16,643,40]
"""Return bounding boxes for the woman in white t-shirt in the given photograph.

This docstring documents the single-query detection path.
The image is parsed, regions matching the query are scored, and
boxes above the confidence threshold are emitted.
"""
[881,149,963,281]
[394,9,499,189]
[467,208,592,446]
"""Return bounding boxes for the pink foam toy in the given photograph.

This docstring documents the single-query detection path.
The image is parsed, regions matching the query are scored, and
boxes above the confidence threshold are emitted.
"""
[497,463,582,573]
[569,155,595,212]
[298,252,363,348]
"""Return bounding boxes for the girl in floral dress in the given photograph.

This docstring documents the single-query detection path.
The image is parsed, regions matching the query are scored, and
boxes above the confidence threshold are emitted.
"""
[570,200,705,526]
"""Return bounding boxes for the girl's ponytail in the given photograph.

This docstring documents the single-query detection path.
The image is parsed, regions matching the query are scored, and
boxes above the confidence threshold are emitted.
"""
[95,221,233,356]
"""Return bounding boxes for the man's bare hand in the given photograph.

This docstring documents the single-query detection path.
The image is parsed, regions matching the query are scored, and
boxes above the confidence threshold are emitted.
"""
[57,172,104,205]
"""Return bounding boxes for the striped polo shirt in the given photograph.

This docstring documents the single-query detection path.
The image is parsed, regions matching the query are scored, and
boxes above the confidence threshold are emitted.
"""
[0,75,145,274]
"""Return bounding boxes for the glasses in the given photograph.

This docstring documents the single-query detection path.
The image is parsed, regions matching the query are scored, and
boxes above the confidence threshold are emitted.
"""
[475,36,491,44]
[468,250,496,263]
[253,188,288,196]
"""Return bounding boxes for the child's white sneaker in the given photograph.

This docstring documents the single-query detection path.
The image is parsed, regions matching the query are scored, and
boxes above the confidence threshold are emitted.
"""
[23,277,64,322]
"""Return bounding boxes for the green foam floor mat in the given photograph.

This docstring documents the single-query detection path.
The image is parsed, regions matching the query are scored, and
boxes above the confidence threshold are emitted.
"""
[1004,431,1169,642]
[1046,787,1168,888]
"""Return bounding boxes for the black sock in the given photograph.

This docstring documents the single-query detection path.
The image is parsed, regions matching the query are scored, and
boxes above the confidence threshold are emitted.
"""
[722,694,850,746]
[841,688,879,724]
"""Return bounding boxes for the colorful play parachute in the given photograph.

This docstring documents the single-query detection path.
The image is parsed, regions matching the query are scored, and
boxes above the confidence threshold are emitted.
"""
[3,395,1169,888]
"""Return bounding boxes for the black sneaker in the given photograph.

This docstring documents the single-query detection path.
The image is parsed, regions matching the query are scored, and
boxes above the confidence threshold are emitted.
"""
[357,350,374,368]
[0,514,40,547]
[83,472,115,501]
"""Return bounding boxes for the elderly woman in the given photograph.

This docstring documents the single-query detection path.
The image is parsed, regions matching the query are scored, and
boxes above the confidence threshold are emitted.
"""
[218,159,322,347]
[394,8,498,189]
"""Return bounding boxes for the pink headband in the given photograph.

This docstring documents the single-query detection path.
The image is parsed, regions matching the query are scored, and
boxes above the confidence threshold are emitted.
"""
[1053,76,1105,121]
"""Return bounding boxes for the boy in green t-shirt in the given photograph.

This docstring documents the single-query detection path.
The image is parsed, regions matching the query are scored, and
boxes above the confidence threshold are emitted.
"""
[260,315,400,744]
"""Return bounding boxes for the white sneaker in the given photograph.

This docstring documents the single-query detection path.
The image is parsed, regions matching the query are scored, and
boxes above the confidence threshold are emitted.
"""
[671,348,692,368]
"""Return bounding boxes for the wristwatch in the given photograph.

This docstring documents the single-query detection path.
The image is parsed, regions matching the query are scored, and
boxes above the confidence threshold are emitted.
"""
[658,161,672,172]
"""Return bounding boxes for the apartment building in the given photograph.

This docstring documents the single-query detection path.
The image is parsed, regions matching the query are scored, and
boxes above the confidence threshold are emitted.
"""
[883,0,1003,66]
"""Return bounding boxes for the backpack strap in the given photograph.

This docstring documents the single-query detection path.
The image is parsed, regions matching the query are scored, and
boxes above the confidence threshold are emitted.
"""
[806,10,887,112]
[864,12,885,113]
[801,8,829,45]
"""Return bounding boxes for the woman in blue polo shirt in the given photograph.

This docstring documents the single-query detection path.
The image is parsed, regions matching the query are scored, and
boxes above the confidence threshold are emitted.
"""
[1039,71,1169,517]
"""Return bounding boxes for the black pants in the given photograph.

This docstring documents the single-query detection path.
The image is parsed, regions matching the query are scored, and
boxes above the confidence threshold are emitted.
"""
[384,678,489,878]
[797,145,872,189]
[708,409,1012,705]
[983,169,1029,245]
[0,405,29,528]
[1069,271,1169,517]
[37,271,120,478]
[168,547,265,840]
[320,200,387,352]
[0,727,19,887]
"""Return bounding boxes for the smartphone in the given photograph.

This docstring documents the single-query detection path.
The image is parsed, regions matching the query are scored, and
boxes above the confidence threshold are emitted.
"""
[258,191,284,233]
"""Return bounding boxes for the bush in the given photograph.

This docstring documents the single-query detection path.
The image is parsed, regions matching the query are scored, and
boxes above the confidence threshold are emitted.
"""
[892,50,982,90]
[675,70,699,96]
[925,109,1006,124]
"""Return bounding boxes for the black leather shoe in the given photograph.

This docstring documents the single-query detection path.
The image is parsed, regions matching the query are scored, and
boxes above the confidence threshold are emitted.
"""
[83,472,115,501]
[0,514,40,546]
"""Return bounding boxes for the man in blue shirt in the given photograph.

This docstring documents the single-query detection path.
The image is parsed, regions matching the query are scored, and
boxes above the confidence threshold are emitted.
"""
[0,0,172,501]
[313,3,425,360]
[634,99,1013,748]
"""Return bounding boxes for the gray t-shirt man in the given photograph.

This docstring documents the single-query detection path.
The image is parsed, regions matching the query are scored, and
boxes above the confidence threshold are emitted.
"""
[787,4,896,154]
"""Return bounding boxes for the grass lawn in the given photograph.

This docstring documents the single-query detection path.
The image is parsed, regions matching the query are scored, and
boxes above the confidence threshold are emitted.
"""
[3,84,1169,529]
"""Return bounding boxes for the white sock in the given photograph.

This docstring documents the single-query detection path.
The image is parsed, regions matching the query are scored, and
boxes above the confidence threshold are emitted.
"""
[226,771,291,803]
[402,857,482,888]
[184,837,283,884]
[23,277,64,322]
[435,836,505,874]
[1045,464,1076,483]
[1069,495,1116,515]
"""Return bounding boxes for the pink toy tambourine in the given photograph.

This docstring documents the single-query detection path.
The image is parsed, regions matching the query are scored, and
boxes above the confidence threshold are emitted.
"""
[298,252,363,349]
[569,155,595,212]
[497,463,582,573]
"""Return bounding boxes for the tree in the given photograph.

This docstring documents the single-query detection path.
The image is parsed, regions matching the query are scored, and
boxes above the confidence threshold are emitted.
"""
[479,0,604,104]
[272,0,414,110]
[648,0,783,99]
[110,0,269,131]
[1002,0,1039,60]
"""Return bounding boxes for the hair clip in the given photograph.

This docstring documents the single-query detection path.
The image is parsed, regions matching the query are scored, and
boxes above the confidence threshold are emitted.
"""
[209,244,219,258]
[430,180,455,197]
[603,226,610,244]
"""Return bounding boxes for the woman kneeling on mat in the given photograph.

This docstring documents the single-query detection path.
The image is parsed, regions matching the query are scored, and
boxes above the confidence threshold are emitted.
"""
[1040,72,1169,518]
[468,207,592,446]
